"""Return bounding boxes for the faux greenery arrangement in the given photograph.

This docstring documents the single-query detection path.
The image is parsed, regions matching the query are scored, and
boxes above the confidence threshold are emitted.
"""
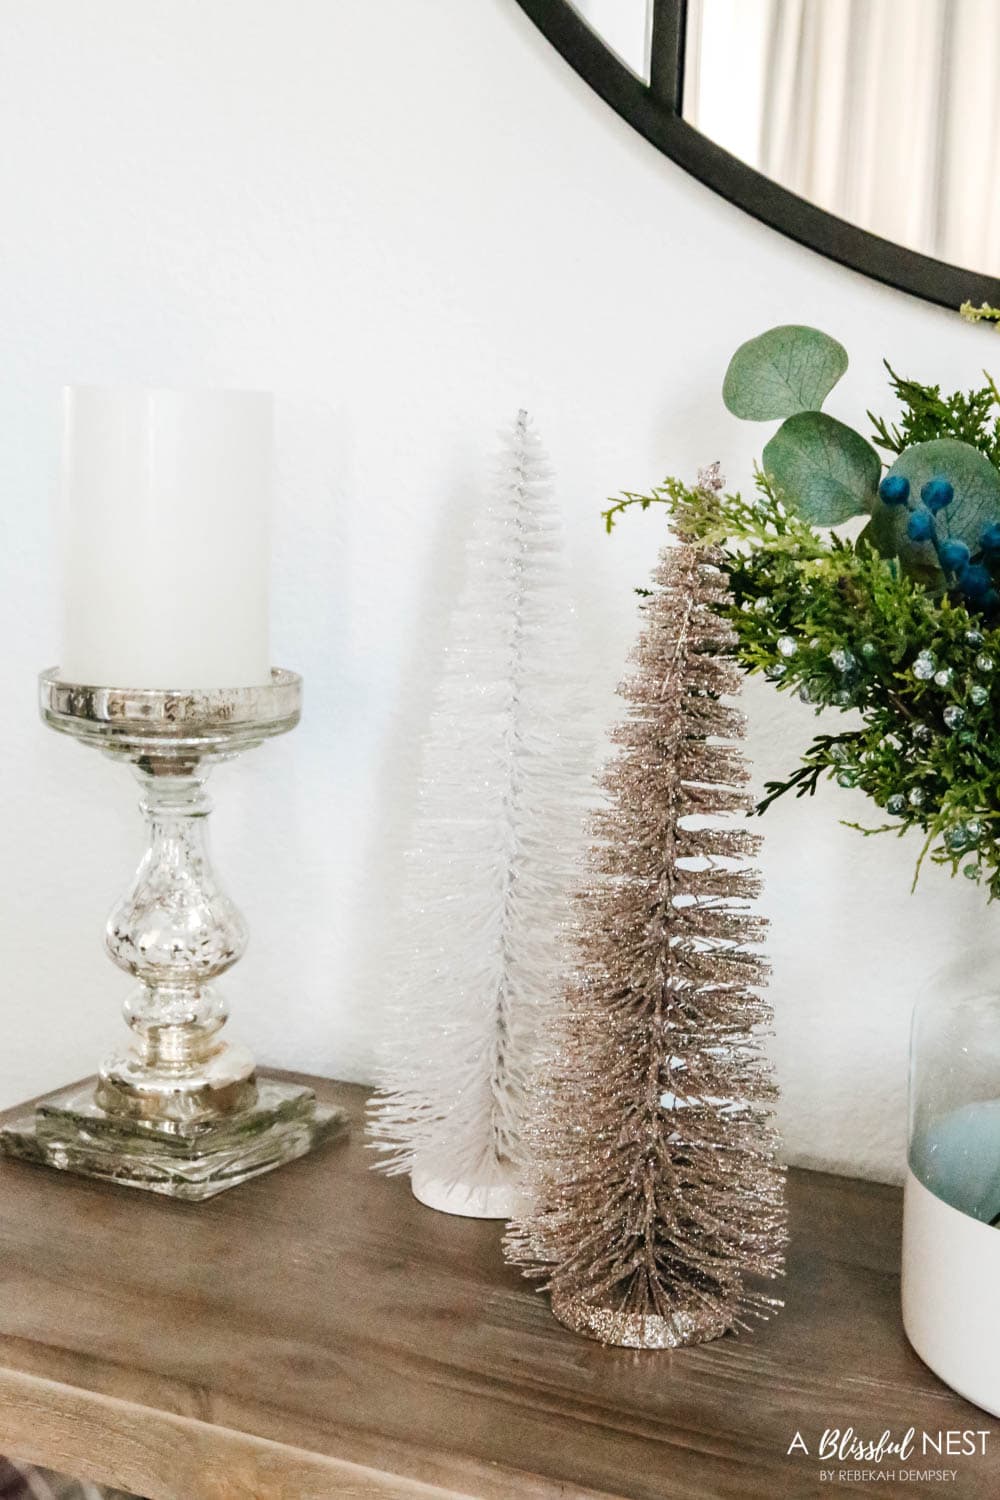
[605,319,1000,898]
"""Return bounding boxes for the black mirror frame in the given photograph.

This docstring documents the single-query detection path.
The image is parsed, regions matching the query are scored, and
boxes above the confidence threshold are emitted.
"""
[513,0,1000,312]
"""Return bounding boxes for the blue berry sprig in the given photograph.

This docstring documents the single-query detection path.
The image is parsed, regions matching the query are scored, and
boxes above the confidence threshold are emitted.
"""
[878,472,1000,613]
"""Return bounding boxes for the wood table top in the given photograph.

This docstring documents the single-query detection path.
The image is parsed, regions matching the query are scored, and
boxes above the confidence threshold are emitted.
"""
[0,1075,995,1500]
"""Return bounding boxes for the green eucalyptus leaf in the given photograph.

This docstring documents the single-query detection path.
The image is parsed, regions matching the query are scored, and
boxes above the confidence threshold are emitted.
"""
[856,513,941,589]
[875,438,1000,576]
[855,511,895,559]
[723,325,849,420]
[762,411,880,525]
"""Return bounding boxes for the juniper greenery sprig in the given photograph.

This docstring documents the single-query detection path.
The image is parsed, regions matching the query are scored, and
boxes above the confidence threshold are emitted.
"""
[961,301,1000,330]
[868,362,1000,467]
[606,471,1000,898]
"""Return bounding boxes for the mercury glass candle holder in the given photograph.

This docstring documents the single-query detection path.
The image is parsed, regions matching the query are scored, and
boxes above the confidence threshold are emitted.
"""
[0,668,347,1201]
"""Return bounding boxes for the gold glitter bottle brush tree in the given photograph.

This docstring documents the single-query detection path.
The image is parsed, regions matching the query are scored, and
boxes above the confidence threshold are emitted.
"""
[367,411,595,1218]
[506,502,786,1346]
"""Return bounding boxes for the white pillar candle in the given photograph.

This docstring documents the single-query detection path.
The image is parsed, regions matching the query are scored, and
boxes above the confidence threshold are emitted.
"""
[59,387,272,689]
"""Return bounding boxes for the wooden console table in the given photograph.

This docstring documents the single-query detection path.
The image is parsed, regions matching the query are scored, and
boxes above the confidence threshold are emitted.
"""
[0,1076,995,1499]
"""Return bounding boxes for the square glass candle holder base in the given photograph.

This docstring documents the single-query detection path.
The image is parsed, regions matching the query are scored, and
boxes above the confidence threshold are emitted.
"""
[0,1075,348,1202]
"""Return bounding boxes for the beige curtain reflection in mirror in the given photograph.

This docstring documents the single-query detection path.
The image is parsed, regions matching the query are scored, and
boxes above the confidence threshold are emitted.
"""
[684,0,1000,276]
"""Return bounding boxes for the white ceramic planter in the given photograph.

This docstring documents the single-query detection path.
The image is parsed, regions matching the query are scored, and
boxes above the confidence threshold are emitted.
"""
[904,992,1000,1412]
[902,1166,1000,1415]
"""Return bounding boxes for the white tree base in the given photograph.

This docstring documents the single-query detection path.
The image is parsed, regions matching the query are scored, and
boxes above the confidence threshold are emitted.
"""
[902,1166,1000,1416]
[410,1162,528,1220]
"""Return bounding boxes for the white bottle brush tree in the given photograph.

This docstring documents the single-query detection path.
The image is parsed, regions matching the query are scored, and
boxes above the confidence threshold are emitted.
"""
[368,411,591,1217]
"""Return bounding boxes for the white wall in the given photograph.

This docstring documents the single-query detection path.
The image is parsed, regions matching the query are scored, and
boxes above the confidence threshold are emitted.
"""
[0,0,993,1183]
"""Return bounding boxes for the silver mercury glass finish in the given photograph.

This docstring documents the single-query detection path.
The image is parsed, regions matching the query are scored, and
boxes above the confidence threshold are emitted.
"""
[0,668,347,1200]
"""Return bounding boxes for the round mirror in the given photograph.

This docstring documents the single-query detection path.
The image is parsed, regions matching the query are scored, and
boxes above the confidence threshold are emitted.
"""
[516,0,1000,309]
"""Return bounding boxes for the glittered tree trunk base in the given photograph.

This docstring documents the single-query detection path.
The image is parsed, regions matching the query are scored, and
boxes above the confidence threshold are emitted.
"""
[550,1290,736,1349]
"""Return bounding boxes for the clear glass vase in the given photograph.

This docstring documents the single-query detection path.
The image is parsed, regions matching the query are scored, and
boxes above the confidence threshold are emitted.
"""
[903,990,1000,1413]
